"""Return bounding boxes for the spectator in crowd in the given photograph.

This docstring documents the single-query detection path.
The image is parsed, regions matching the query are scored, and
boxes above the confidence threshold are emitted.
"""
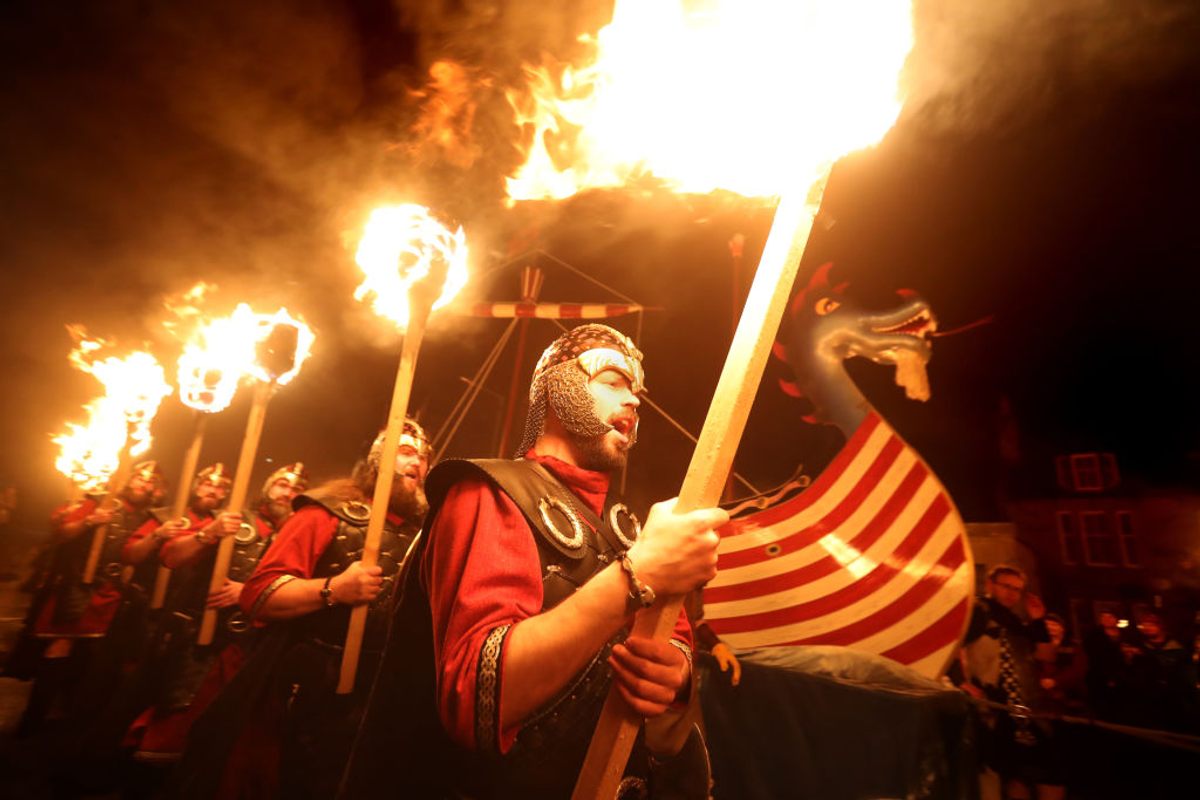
[958,565,1062,800]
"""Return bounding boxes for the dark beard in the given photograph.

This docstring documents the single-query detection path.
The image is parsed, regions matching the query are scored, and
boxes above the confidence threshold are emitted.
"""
[192,495,221,515]
[574,431,629,473]
[388,478,429,522]
[262,499,293,526]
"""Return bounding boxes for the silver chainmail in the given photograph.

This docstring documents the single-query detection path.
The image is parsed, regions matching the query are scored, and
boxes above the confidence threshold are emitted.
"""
[514,360,618,457]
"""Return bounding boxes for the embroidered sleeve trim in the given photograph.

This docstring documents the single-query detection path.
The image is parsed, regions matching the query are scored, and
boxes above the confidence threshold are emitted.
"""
[249,574,297,620]
[475,623,511,755]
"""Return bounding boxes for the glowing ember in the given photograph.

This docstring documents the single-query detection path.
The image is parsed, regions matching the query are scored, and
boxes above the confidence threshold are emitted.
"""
[162,281,218,338]
[505,0,913,202]
[354,204,470,329]
[54,330,173,490]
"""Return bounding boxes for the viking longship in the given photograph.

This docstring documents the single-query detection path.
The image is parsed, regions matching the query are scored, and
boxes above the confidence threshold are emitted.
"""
[702,263,974,677]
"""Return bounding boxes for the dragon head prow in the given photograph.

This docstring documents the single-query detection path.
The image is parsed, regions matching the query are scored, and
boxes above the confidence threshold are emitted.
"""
[838,298,938,401]
[774,263,939,433]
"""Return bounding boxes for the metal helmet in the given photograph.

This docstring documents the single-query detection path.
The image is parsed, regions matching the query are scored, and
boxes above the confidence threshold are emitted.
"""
[515,324,644,457]
[260,461,309,501]
[366,418,432,472]
[193,462,232,492]
[126,460,167,494]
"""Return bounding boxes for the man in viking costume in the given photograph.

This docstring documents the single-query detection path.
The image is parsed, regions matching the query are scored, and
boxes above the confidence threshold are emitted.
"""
[344,323,727,798]
[14,461,165,735]
[123,463,306,767]
[173,423,429,799]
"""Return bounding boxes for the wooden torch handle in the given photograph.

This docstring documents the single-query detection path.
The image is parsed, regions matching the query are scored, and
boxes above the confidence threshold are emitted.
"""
[197,380,273,645]
[571,192,822,799]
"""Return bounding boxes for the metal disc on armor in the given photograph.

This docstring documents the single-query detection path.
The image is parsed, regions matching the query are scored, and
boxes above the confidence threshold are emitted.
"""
[225,611,250,634]
[342,501,371,522]
[234,521,258,544]
[615,776,649,799]
[103,562,123,579]
[607,503,641,550]
[537,496,585,550]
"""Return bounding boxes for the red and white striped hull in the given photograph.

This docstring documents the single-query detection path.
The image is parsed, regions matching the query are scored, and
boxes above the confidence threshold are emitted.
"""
[703,413,974,678]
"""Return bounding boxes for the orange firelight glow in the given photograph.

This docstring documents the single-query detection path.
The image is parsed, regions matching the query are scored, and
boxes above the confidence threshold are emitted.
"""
[505,0,913,202]
[54,330,173,491]
[354,204,470,330]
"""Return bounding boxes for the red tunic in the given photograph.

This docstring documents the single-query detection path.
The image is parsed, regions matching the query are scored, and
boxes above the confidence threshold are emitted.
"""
[240,506,404,616]
[33,497,132,638]
[125,511,276,759]
[122,506,212,564]
[422,453,693,755]
[239,507,338,614]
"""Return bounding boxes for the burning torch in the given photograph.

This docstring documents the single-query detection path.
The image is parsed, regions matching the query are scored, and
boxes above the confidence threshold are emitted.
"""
[337,203,469,694]
[150,306,263,610]
[53,333,173,585]
[195,307,315,645]
[553,3,916,796]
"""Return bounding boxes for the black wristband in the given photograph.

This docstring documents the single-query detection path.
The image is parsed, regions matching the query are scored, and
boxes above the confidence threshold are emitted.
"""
[320,575,336,607]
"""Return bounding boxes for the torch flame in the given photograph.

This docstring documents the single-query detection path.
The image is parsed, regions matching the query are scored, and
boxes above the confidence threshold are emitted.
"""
[246,306,315,386]
[176,305,254,412]
[53,399,128,494]
[505,0,913,202]
[354,204,470,330]
[179,303,315,399]
[54,330,173,490]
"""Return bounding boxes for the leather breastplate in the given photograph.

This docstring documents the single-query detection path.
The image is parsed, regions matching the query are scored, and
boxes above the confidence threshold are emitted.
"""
[298,496,418,650]
[171,519,273,633]
[420,459,647,798]
[228,512,274,583]
[98,505,153,583]
[427,459,640,612]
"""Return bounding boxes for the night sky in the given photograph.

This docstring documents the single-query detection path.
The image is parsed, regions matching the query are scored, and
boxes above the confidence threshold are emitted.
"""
[2,0,1198,538]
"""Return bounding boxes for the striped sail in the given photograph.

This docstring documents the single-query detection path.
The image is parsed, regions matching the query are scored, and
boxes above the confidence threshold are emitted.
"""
[461,302,648,319]
[703,412,974,678]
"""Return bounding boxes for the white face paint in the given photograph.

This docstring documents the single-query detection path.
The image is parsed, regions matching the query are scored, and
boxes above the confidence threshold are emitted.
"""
[578,368,641,471]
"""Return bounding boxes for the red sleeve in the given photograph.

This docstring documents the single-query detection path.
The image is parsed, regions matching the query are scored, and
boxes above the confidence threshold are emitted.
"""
[122,516,161,562]
[158,509,217,569]
[420,479,693,755]
[239,506,337,615]
[421,478,543,755]
[53,499,96,540]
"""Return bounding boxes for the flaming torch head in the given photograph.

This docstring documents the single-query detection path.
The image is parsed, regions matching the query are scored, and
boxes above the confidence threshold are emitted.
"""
[176,306,256,413]
[354,204,470,330]
[256,322,299,382]
[503,0,914,202]
[248,308,315,387]
[54,330,173,492]
[53,398,127,495]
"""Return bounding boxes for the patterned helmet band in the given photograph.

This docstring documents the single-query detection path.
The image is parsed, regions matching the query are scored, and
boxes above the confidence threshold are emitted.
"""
[129,461,166,490]
[131,461,163,481]
[195,462,232,488]
[530,324,644,399]
[369,419,432,468]
[264,462,309,490]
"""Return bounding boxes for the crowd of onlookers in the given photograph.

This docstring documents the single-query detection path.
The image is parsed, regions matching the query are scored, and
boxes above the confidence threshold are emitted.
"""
[953,565,1199,800]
